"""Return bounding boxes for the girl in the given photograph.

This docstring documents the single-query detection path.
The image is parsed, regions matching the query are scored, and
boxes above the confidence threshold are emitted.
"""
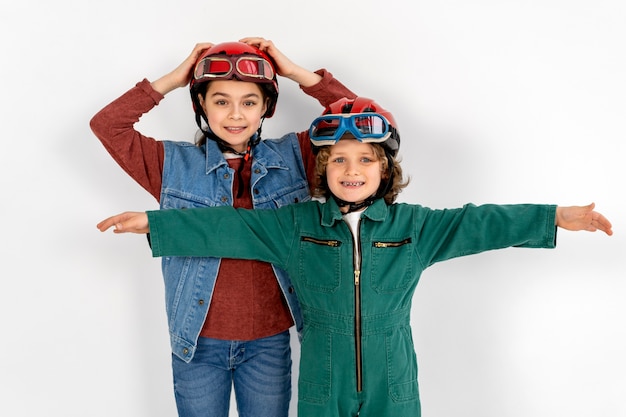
[90,37,356,417]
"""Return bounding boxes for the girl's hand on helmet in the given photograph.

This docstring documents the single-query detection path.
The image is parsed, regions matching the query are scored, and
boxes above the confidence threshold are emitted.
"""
[152,42,214,95]
[239,37,322,87]
[239,37,296,76]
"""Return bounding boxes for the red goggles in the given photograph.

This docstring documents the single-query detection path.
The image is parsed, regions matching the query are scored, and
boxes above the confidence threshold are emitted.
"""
[193,55,275,83]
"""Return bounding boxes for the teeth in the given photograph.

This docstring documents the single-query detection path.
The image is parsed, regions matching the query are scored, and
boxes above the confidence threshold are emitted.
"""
[343,181,363,186]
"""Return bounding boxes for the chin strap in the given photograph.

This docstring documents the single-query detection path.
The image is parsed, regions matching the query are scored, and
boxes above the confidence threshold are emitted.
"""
[332,195,375,213]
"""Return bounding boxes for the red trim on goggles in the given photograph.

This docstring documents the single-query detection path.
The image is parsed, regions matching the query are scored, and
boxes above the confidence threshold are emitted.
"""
[309,113,391,147]
[193,55,275,82]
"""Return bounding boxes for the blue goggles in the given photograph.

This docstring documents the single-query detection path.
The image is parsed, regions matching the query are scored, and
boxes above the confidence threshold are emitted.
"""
[309,113,391,147]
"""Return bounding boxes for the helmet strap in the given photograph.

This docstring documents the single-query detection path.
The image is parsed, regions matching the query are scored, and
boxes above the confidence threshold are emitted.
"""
[332,195,374,213]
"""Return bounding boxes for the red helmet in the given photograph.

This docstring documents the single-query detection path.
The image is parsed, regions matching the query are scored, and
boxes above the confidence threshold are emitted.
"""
[190,42,279,125]
[309,97,400,156]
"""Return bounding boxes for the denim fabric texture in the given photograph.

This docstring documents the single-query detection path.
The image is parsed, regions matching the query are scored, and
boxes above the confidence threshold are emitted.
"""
[160,135,308,363]
[172,331,292,417]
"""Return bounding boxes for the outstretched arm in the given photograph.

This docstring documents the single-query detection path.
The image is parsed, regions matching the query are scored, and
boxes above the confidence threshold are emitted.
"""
[556,203,612,235]
[98,202,613,237]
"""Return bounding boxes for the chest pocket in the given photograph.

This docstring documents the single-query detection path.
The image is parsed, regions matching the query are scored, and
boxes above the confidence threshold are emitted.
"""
[161,190,217,210]
[266,186,311,208]
[369,237,413,293]
[298,236,342,293]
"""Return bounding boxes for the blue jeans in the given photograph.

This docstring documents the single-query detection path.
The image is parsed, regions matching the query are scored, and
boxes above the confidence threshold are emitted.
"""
[171,331,292,417]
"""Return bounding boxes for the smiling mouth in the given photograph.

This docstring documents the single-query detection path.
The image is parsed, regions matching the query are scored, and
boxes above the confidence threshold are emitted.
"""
[341,181,364,187]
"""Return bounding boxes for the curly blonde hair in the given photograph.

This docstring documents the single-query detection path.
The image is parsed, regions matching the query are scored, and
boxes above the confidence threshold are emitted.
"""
[312,142,409,204]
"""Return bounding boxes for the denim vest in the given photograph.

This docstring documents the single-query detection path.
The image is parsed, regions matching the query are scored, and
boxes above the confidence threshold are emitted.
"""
[160,133,308,362]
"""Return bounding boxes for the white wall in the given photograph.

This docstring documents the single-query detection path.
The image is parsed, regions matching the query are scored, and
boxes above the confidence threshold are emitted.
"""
[1,0,624,416]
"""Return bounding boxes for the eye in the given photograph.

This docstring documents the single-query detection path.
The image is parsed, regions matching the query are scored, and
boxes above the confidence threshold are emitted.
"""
[332,157,345,163]
[243,100,258,107]
[214,99,227,106]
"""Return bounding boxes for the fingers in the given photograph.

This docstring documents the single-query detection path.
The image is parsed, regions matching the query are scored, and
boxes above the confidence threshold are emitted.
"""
[96,215,123,232]
[193,42,214,51]
[591,212,613,236]
[185,43,213,74]
[191,42,213,60]
[557,203,613,236]
[185,43,214,74]
[239,37,274,52]
[153,43,215,94]
[239,37,267,45]
[586,202,613,236]
[96,212,145,233]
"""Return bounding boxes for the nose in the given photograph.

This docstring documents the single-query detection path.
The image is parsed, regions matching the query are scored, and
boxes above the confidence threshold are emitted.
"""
[229,105,243,120]
[344,160,359,175]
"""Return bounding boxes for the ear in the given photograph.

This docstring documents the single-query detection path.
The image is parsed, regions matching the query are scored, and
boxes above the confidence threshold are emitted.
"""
[198,93,205,107]
[262,98,270,116]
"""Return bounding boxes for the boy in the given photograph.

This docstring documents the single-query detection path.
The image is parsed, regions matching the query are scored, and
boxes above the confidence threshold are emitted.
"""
[97,97,612,417]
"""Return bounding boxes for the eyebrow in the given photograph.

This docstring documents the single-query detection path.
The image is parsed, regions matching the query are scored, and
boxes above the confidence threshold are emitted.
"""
[330,152,378,159]
[209,91,261,99]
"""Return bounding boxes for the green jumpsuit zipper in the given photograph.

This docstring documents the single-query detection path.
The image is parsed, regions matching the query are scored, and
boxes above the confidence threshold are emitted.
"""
[353,219,363,392]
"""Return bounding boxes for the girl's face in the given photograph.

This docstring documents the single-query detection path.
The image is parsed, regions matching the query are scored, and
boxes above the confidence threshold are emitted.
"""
[198,80,268,153]
[325,138,383,211]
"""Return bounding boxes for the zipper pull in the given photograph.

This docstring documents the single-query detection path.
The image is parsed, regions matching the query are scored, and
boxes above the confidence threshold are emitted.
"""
[354,270,360,285]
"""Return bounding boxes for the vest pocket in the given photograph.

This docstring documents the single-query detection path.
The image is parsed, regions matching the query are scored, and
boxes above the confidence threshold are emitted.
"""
[269,186,311,208]
[161,191,214,209]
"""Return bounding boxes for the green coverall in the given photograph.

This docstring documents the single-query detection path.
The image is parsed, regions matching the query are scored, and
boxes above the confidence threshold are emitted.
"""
[147,198,557,417]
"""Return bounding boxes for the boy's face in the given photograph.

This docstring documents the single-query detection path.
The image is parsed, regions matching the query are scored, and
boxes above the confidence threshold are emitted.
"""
[325,138,383,209]
[198,80,268,153]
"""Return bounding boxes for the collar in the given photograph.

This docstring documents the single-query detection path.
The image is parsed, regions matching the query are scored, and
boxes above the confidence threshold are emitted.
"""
[321,197,388,227]
[203,138,289,174]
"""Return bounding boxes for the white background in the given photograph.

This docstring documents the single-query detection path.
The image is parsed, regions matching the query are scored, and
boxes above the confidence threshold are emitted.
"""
[1,0,624,416]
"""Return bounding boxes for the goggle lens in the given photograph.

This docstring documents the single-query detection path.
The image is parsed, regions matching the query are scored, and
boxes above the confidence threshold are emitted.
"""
[194,56,275,81]
[353,115,387,135]
[236,58,274,79]
[309,113,390,146]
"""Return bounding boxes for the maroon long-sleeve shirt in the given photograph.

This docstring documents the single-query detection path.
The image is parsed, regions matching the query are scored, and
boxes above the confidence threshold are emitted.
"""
[91,70,356,340]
